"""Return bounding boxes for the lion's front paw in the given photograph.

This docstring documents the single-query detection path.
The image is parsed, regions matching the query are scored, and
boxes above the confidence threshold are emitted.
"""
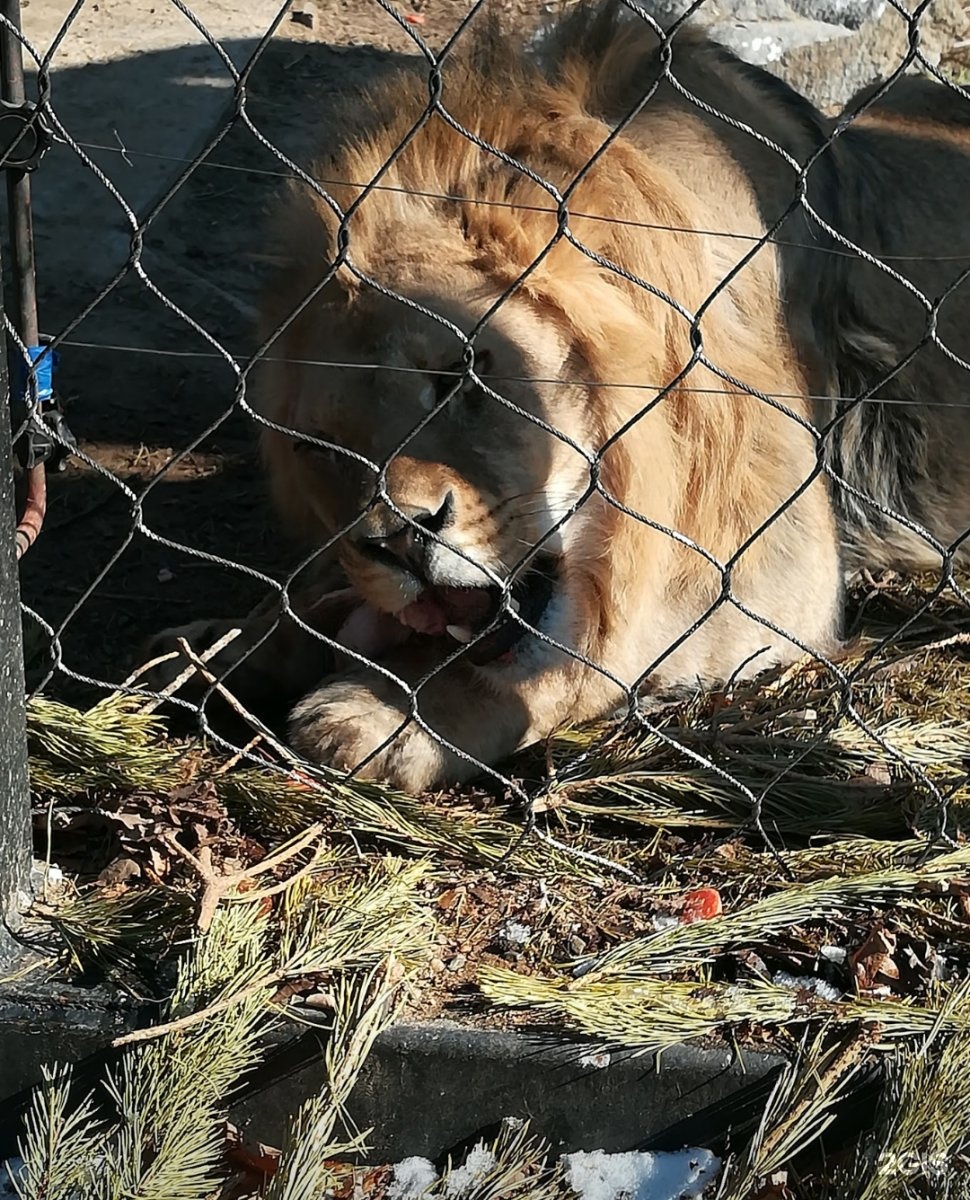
[288,679,457,793]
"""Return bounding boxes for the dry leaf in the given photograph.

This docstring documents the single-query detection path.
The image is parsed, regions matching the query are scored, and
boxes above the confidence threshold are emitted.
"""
[852,925,899,992]
[437,886,464,911]
[223,1122,281,1197]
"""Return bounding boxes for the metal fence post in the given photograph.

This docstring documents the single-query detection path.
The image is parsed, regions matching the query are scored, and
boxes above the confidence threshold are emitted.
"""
[0,278,30,966]
[0,0,41,967]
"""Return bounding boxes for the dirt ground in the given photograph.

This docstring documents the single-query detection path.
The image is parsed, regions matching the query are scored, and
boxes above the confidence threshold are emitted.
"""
[15,0,548,696]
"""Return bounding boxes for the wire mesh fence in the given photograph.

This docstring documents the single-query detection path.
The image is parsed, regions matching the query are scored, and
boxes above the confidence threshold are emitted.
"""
[6,0,970,871]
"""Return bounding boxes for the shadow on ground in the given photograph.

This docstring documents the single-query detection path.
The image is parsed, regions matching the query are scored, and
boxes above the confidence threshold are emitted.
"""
[14,35,425,692]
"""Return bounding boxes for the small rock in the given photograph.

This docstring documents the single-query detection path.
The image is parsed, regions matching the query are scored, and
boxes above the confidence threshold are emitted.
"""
[708,16,845,68]
[636,0,966,109]
[789,0,886,30]
[819,944,849,964]
[447,954,467,972]
[96,856,141,887]
[29,860,64,892]
[302,992,336,1010]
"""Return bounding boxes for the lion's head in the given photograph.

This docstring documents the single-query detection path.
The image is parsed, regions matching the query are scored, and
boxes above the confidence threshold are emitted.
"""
[253,38,730,672]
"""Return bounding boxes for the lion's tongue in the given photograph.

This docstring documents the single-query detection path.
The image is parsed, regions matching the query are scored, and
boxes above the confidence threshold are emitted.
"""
[313,586,496,660]
[399,588,494,638]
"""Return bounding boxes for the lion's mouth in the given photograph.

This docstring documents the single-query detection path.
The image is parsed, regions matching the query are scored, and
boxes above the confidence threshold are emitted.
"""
[397,562,557,665]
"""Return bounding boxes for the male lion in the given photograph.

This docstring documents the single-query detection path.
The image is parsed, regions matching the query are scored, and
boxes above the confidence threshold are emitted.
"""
[145,3,970,792]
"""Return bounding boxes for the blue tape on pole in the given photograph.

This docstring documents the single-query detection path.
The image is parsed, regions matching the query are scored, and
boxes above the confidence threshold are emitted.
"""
[14,345,58,406]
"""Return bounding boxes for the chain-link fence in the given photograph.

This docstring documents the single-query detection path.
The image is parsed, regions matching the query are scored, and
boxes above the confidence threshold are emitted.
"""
[5,0,970,886]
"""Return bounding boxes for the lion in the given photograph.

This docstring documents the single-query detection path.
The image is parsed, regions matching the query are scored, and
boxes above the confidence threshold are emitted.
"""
[143,3,970,792]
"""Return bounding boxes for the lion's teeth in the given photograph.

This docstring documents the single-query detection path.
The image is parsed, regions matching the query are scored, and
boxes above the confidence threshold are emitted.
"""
[447,624,474,644]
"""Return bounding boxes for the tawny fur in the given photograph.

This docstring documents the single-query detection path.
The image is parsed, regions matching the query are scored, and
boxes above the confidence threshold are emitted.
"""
[144,4,970,792]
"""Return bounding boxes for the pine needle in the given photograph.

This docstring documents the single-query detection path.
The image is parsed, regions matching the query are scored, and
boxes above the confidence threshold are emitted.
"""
[433,1118,564,1199]
[717,1029,874,1199]
[44,886,193,983]
[275,857,434,979]
[543,629,970,838]
[7,1065,101,1200]
[479,970,970,1056]
[16,569,970,1197]
[93,904,271,1200]
[681,837,935,888]
[26,695,186,797]
[264,962,405,1200]
[834,984,970,1200]
[26,693,610,881]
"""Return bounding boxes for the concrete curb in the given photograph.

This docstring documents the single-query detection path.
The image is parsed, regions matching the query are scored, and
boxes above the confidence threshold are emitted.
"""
[0,975,784,1162]
[335,1020,784,1161]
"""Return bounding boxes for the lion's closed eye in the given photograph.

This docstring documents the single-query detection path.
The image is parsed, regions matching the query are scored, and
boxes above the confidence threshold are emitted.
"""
[433,348,493,406]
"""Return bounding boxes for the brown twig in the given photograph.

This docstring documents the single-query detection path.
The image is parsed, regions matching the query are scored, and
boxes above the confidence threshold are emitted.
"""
[161,821,326,932]
[111,953,402,1050]
[755,1025,876,1172]
[222,856,324,906]
[173,635,303,767]
[215,733,265,775]
[132,627,243,715]
[110,973,285,1048]
[116,649,180,692]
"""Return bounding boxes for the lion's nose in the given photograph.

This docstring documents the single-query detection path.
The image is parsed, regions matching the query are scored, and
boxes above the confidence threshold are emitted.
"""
[357,491,455,574]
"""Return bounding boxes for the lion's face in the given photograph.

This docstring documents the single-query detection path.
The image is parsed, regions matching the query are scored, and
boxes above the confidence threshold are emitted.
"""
[274,261,598,664]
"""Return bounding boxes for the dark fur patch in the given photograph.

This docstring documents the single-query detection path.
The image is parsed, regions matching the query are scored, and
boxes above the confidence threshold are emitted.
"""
[823,346,931,542]
[845,75,970,125]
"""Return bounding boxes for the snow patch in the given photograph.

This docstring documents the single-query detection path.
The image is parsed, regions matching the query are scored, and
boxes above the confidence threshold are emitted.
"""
[385,1139,721,1200]
[818,945,848,965]
[387,1156,438,1199]
[443,1145,498,1196]
[564,1147,721,1200]
[772,970,842,1002]
[579,1050,612,1070]
[498,920,533,948]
